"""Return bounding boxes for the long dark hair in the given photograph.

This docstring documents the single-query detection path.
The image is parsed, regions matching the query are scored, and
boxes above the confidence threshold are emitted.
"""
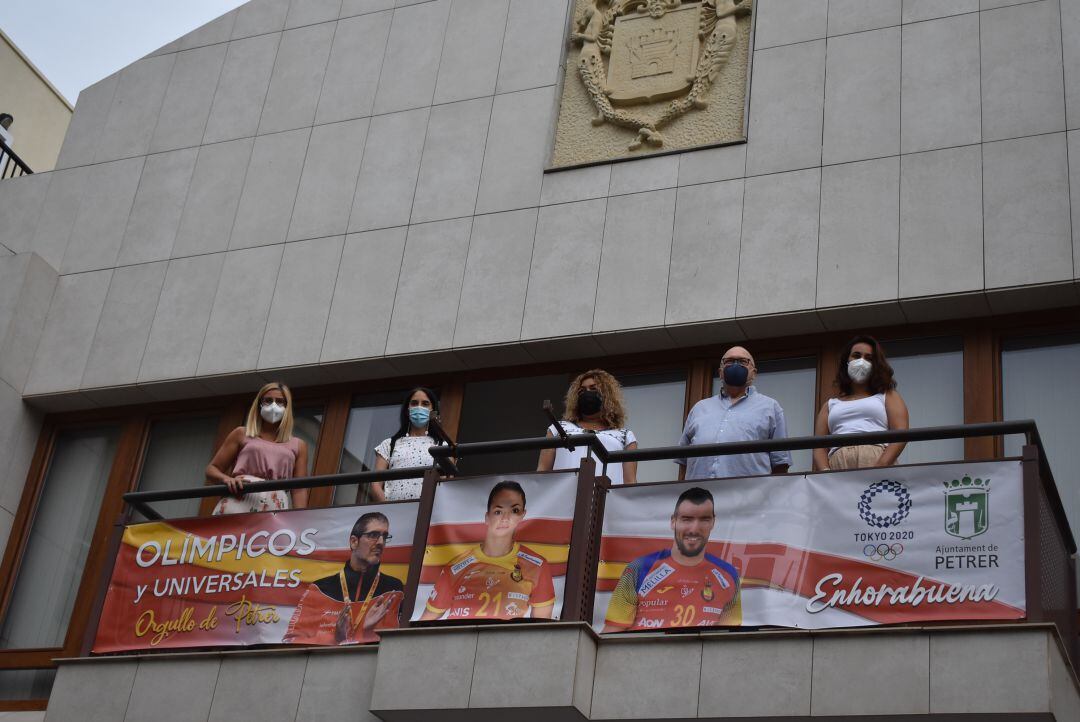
[835,335,897,396]
[387,387,441,459]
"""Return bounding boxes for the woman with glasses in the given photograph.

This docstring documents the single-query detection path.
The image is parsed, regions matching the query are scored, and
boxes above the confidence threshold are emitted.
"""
[371,387,445,501]
[812,335,909,471]
[537,369,638,484]
[206,382,309,514]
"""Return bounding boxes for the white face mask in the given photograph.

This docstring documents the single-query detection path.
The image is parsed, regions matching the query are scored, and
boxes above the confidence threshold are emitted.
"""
[848,358,872,384]
[260,402,285,424]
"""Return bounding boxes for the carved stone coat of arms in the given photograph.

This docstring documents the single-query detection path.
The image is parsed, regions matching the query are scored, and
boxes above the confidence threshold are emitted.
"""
[551,0,753,168]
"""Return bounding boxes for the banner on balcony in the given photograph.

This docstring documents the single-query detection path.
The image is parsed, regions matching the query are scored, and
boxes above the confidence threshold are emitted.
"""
[594,461,1025,632]
[93,502,417,652]
[411,471,578,622]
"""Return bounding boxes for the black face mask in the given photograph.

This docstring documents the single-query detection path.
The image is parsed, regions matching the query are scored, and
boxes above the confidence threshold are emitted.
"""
[722,364,750,387]
[578,389,603,416]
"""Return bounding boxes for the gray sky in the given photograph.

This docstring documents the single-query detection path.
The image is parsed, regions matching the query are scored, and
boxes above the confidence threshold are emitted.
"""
[1,0,248,105]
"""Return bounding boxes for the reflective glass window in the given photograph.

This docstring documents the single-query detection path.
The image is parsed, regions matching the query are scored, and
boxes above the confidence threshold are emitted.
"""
[133,415,219,521]
[620,370,687,482]
[336,391,405,505]
[886,337,964,464]
[0,426,120,649]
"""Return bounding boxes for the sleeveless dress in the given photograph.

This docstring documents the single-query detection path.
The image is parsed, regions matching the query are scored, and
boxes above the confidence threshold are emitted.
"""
[213,435,302,515]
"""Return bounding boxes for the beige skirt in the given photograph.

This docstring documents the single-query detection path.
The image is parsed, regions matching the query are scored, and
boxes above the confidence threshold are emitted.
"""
[828,444,885,470]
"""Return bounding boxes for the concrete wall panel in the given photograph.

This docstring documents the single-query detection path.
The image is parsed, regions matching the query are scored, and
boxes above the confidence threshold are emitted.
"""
[594,189,676,332]
[454,208,537,348]
[28,165,90,270]
[902,0,978,23]
[591,638,702,719]
[54,73,119,170]
[745,40,826,176]
[229,128,310,250]
[296,651,380,722]
[475,86,555,214]
[24,269,112,396]
[138,254,226,383]
[699,636,812,717]
[385,217,472,354]
[540,164,611,206]
[285,0,343,29]
[496,0,569,94]
[811,634,930,715]
[818,156,900,308]
[44,661,137,722]
[289,118,369,242]
[984,132,1072,288]
[522,198,606,340]
[372,0,451,115]
[737,168,821,317]
[900,144,983,296]
[149,44,228,154]
[0,253,57,394]
[94,54,175,163]
[180,11,237,50]
[828,0,902,35]
[410,96,491,223]
[981,0,1066,142]
[82,261,167,389]
[203,33,281,144]
[1063,0,1080,129]
[118,147,198,266]
[349,108,429,232]
[123,658,221,722]
[754,0,828,49]
[322,227,407,362]
[315,11,393,125]
[667,179,743,326]
[232,0,290,40]
[0,172,51,255]
[258,22,336,135]
[197,244,284,376]
[901,12,982,154]
[259,235,344,369]
[206,655,306,722]
[823,27,900,165]
[434,0,509,105]
[172,137,254,258]
[61,156,144,274]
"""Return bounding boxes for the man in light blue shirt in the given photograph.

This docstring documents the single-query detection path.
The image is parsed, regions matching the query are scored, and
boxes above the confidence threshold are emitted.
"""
[677,346,791,480]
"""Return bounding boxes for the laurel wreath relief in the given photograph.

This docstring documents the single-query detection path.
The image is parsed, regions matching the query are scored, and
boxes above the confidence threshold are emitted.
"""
[571,0,752,150]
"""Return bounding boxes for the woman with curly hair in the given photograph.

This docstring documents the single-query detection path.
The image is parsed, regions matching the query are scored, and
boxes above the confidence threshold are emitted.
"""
[537,369,638,484]
[812,335,910,471]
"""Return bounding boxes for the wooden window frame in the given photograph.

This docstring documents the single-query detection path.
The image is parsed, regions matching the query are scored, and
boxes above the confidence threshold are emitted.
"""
[1,306,1078,707]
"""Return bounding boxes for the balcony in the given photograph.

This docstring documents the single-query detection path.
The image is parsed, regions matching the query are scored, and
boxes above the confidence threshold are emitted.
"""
[32,423,1080,720]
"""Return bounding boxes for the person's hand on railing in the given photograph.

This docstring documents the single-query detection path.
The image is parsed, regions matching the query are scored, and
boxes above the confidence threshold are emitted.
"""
[223,475,247,498]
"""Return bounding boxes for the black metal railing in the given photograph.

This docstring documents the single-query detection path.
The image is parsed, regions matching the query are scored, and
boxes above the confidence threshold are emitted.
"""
[122,420,1072,552]
[0,138,32,179]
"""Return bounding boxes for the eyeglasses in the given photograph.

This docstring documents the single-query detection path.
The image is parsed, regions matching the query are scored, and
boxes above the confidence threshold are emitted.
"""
[260,398,287,407]
[720,358,752,368]
[359,531,392,542]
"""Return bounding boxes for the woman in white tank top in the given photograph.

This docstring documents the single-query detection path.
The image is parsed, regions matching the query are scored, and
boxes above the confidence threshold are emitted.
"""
[812,336,910,471]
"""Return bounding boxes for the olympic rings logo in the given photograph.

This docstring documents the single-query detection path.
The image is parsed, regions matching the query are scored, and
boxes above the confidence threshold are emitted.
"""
[862,543,904,561]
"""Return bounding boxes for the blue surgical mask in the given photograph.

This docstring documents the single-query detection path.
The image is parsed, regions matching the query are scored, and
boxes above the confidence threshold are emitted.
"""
[722,364,749,387]
[409,406,431,428]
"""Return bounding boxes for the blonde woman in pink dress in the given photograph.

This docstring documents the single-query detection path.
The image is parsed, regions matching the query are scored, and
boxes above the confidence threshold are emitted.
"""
[207,382,309,514]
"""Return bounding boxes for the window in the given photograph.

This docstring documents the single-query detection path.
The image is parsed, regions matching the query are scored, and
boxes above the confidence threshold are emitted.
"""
[620,370,686,482]
[134,415,219,521]
[293,406,324,475]
[458,374,569,475]
[0,669,55,701]
[0,426,120,649]
[886,337,964,464]
[713,357,817,472]
[1002,333,1080,543]
[336,391,406,505]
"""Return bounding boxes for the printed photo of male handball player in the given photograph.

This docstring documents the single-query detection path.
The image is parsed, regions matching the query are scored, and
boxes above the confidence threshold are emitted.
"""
[421,480,555,620]
[284,512,404,644]
[604,487,742,631]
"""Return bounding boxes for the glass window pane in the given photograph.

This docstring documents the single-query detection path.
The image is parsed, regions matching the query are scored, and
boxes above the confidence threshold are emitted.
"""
[293,406,324,475]
[134,415,219,521]
[620,370,686,482]
[336,391,406,506]
[1002,333,1080,555]
[458,374,570,476]
[713,357,817,472]
[0,668,56,700]
[0,426,120,649]
[887,337,963,464]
